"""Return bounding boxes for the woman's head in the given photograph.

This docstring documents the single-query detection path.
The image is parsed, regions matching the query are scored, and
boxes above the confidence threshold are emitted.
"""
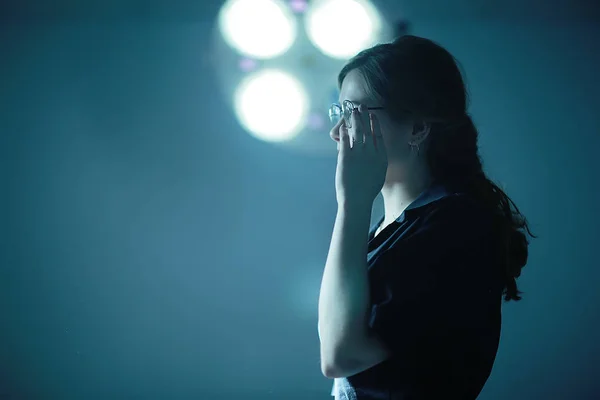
[334,35,475,185]
[331,68,421,182]
[333,35,534,302]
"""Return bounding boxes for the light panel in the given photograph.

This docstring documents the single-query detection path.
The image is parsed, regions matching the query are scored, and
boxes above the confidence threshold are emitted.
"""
[234,69,309,142]
[219,0,297,59]
[305,0,382,59]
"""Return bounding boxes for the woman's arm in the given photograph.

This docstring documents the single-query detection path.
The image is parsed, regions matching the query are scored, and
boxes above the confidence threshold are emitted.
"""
[318,202,391,378]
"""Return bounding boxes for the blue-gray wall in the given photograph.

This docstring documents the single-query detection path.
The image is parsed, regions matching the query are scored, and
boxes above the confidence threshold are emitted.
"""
[1,2,599,399]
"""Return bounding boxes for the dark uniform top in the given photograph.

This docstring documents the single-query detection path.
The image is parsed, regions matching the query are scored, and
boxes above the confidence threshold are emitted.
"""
[331,185,504,400]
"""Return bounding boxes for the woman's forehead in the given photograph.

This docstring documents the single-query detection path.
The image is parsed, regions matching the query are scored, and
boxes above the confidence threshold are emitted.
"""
[338,70,372,105]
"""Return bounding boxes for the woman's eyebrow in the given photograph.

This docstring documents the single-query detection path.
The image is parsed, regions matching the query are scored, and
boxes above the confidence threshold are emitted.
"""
[339,98,371,106]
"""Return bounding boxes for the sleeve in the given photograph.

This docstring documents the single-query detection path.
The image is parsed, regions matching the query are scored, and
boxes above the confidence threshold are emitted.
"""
[367,197,497,356]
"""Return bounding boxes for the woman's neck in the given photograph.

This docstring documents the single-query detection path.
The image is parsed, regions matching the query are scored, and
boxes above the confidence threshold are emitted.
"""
[381,166,432,225]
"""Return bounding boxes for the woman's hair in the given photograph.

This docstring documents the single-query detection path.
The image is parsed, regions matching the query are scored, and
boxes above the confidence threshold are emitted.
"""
[339,35,534,302]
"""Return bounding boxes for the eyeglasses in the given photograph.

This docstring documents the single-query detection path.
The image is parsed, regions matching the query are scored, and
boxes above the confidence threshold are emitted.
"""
[328,100,384,128]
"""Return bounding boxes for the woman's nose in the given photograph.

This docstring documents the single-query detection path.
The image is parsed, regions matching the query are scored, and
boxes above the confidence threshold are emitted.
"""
[330,129,340,142]
[330,119,343,142]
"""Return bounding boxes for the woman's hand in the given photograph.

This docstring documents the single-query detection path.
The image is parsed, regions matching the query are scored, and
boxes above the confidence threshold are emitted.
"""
[335,105,388,207]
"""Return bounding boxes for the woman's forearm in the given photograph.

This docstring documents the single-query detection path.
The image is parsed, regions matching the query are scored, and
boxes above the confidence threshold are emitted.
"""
[318,202,372,370]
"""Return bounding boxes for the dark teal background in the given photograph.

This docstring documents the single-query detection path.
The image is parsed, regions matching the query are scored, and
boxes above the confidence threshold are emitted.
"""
[1,1,599,399]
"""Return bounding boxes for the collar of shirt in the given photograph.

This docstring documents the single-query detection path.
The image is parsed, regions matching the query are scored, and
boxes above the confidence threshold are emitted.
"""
[371,184,456,233]
[405,184,454,214]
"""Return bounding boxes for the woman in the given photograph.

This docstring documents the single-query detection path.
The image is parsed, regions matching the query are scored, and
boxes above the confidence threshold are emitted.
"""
[317,35,533,399]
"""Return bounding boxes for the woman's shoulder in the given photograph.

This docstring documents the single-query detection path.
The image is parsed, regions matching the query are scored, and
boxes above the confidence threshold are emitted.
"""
[421,192,493,229]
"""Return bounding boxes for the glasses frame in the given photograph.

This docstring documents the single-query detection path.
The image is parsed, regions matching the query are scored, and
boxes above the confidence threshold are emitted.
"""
[329,100,384,128]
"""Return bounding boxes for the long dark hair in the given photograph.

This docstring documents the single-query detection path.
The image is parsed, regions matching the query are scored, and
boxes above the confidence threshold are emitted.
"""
[339,35,534,302]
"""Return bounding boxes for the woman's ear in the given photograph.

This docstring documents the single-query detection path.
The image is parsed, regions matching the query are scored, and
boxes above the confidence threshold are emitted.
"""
[410,121,431,145]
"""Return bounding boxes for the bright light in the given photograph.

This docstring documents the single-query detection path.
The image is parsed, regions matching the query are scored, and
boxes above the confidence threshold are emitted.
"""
[234,70,309,142]
[218,0,297,59]
[305,0,382,59]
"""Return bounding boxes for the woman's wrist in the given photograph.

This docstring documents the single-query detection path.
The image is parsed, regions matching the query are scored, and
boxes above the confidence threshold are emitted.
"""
[337,198,373,215]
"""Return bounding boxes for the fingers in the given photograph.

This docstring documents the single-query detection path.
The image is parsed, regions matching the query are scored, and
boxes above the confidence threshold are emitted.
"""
[348,105,369,146]
[348,107,360,146]
[358,104,371,140]
[339,123,351,152]
[345,105,383,151]
[370,113,383,149]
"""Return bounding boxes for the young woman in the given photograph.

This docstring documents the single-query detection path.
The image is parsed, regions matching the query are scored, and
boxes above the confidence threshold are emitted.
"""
[318,35,533,399]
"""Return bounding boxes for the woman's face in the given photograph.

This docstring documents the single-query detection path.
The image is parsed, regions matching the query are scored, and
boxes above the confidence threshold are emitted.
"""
[330,69,415,166]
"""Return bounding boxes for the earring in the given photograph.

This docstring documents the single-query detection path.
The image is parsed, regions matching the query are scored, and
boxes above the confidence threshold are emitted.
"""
[410,142,420,156]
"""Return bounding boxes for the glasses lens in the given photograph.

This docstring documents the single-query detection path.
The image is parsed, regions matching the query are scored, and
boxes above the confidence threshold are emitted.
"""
[342,100,354,127]
[329,105,342,124]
